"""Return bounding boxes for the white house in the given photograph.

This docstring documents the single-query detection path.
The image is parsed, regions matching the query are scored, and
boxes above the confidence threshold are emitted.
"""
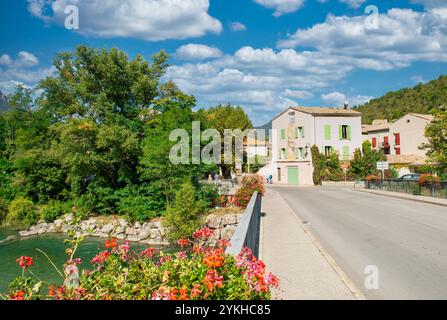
[270,107,362,185]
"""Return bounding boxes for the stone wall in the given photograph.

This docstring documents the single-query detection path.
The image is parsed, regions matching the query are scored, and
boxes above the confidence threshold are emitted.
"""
[18,211,244,246]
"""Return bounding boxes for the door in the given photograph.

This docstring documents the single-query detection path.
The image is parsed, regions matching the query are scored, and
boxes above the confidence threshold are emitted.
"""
[287,167,299,185]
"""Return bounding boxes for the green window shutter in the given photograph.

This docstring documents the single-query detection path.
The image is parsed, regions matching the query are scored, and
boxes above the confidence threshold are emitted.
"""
[330,146,334,155]
[295,128,298,139]
[300,148,305,158]
[281,129,285,140]
[339,126,343,140]
[347,126,352,140]
[324,125,331,140]
[343,146,350,160]
[301,127,305,138]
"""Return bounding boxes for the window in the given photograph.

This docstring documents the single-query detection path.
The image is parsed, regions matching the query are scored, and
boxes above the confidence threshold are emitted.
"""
[339,125,351,140]
[280,148,286,159]
[395,147,401,155]
[281,129,286,140]
[297,126,304,139]
[324,146,332,157]
[372,137,377,148]
[384,136,389,145]
[298,147,304,159]
[394,133,400,145]
[277,168,281,182]
[324,125,331,140]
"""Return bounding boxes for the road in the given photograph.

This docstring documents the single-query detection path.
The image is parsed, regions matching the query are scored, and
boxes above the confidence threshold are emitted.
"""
[273,186,447,299]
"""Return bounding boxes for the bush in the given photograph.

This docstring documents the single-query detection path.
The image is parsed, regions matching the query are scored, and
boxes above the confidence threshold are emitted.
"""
[164,182,205,241]
[234,175,265,209]
[0,197,7,223]
[234,187,254,209]
[5,228,279,300]
[418,174,441,187]
[6,197,38,228]
[196,184,220,209]
[40,200,64,223]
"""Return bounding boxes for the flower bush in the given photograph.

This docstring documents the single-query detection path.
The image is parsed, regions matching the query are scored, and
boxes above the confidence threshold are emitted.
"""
[418,174,441,187]
[3,227,279,300]
[234,175,265,209]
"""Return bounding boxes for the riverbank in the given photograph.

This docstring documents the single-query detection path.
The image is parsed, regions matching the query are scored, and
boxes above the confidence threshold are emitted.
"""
[16,210,244,245]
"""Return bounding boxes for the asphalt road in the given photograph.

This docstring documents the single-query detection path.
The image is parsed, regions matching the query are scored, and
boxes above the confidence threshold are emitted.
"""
[273,186,447,300]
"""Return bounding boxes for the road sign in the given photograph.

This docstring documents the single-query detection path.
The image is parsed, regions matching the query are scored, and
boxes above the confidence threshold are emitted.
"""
[376,161,389,170]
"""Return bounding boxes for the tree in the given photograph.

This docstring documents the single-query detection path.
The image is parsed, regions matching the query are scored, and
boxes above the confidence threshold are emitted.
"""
[423,106,447,172]
[200,104,253,178]
[348,141,386,179]
[311,145,323,185]
[163,181,205,241]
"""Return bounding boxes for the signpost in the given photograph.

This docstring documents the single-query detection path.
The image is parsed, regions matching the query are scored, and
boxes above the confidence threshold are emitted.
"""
[376,161,389,185]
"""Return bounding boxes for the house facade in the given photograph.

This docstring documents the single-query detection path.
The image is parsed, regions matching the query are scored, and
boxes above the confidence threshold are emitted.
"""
[270,107,362,185]
[362,113,434,175]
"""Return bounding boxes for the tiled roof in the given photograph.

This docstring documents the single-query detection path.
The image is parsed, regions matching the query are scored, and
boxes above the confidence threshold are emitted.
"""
[386,154,428,165]
[362,123,391,134]
[409,113,434,121]
[291,106,361,116]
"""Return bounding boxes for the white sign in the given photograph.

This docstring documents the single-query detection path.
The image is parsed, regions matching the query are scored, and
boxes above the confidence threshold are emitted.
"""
[376,161,389,170]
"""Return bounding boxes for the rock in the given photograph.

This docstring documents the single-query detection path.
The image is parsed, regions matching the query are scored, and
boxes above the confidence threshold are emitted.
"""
[222,214,238,226]
[151,221,162,229]
[101,223,114,234]
[221,225,236,240]
[118,219,128,228]
[127,235,139,242]
[64,213,74,223]
[125,227,136,235]
[134,222,141,229]
[138,229,151,241]
[19,231,30,237]
[206,214,222,229]
[54,219,63,226]
[115,226,125,234]
[116,233,126,240]
[236,214,244,222]
[47,224,58,233]
[6,235,16,241]
[150,229,161,239]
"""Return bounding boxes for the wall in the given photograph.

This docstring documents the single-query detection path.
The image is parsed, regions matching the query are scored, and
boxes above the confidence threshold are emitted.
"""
[389,114,431,156]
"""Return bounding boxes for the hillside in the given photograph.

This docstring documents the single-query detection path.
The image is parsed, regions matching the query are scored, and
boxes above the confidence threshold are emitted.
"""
[355,75,447,124]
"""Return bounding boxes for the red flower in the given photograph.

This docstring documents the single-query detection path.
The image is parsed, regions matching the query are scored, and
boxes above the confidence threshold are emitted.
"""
[177,238,189,249]
[105,238,117,249]
[10,290,25,300]
[90,250,111,264]
[141,247,157,258]
[190,284,202,298]
[203,249,225,269]
[193,227,214,240]
[16,256,33,269]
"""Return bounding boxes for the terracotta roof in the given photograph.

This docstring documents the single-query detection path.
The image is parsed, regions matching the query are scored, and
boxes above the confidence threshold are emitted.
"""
[362,123,391,134]
[386,154,428,165]
[291,106,361,116]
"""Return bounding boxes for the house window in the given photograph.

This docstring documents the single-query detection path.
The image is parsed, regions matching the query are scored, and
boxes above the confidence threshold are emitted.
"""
[384,136,389,145]
[339,125,351,140]
[394,133,400,145]
[281,129,286,140]
[324,146,332,157]
[372,137,377,148]
[298,147,304,159]
[297,126,304,139]
[277,168,281,182]
[395,147,401,155]
[280,148,286,159]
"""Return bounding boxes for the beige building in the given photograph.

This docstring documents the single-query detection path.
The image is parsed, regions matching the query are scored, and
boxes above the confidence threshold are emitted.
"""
[269,107,362,185]
[362,113,434,174]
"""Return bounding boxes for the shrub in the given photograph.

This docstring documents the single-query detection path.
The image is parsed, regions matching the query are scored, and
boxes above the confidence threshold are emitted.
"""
[234,187,254,209]
[6,197,38,228]
[40,200,64,223]
[418,174,441,187]
[0,197,7,223]
[163,182,205,241]
[240,175,265,195]
[196,184,220,208]
[5,229,279,300]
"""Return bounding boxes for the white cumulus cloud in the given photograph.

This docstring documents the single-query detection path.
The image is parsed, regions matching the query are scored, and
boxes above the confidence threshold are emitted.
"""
[27,0,222,41]
[321,91,373,106]
[176,44,223,61]
[254,0,305,17]
[229,22,247,32]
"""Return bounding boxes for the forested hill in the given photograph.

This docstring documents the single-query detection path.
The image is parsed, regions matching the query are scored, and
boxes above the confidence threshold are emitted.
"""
[355,75,447,124]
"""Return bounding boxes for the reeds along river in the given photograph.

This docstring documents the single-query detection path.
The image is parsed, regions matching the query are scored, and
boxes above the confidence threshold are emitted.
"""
[0,228,161,294]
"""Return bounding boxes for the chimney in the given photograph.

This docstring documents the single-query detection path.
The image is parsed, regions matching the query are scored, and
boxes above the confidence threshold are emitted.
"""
[344,96,349,110]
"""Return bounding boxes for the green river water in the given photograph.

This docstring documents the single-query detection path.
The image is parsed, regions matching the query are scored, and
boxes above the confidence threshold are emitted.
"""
[0,228,163,295]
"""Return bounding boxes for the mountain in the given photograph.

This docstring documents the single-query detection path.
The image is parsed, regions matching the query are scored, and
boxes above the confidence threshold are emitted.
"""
[355,75,447,124]
[0,91,10,113]
[254,120,272,139]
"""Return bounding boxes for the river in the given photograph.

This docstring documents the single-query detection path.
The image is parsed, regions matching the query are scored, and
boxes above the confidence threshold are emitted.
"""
[0,228,166,295]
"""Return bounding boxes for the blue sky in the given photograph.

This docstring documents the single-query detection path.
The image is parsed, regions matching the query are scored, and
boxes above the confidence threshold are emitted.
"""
[0,0,446,126]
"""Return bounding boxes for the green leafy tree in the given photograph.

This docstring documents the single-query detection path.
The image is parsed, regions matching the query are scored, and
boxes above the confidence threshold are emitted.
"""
[200,104,253,178]
[423,106,447,172]
[348,141,386,179]
[163,181,205,241]
[311,145,323,185]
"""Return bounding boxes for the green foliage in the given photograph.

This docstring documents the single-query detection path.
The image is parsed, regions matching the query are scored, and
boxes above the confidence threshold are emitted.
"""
[321,152,344,181]
[164,182,205,241]
[40,200,64,223]
[311,145,323,185]
[423,106,447,171]
[0,197,7,223]
[355,75,447,124]
[6,197,38,228]
[348,141,386,179]
[200,104,253,178]
[196,184,220,209]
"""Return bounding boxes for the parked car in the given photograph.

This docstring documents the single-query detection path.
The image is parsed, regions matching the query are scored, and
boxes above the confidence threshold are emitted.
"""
[396,173,421,181]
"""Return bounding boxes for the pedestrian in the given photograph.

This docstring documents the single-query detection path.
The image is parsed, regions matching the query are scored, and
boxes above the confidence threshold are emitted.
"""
[268,174,273,184]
